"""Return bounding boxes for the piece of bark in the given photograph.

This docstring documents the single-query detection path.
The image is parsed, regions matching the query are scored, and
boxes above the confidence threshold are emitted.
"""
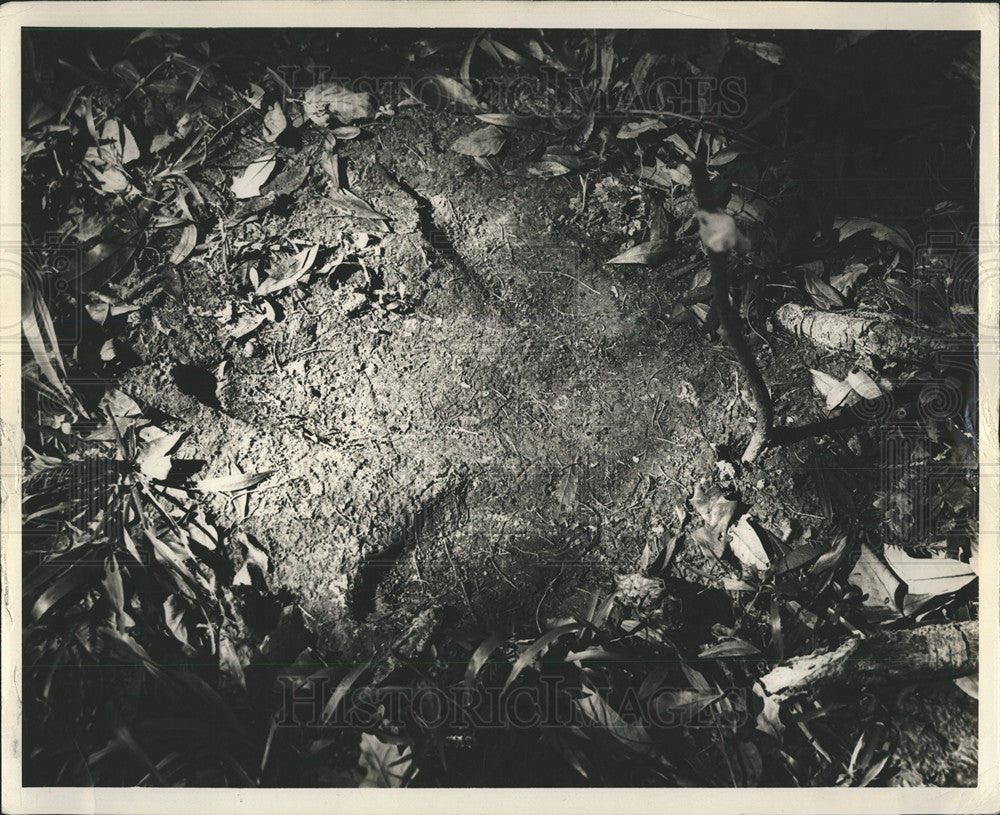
[776,303,963,362]
[756,620,977,704]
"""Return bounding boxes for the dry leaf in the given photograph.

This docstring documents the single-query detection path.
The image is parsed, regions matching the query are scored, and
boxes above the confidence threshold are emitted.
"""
[553,466,578,511]
[733,38,786,65]
[524,159,570,178]
[709,146,741,166]
[100,118,140,165]
[450,125,506,157]
[228,312,266,340]
[883,546,976,597]
[846,369,882,400]
[666,132,695,158]
[809,368,854,411]
[136,430,184,480]
[303,82,375,125]
[327,188,386,220]
[699,638,761,658]
[605,239,673,266]
[730,515,770,570]
[231,151,277,199]
[244,83,265,108]
[421,74,482,110]
[262,102,287,142]
[331,125,361,139]
[830,263,868,297]
[803,266,845,310]
[847,543,903,621]
[811,534,851,574]
[196,470,274,493]
[170,223,197,265]
[358,733,413,787]
[475,112,543,129]
[575,685,655,754]
[265,163,310,197]
[834,218,913,252]
[616,119,667,139]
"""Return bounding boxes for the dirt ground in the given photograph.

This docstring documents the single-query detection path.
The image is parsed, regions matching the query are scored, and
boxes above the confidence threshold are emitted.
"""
[120,110,863,656]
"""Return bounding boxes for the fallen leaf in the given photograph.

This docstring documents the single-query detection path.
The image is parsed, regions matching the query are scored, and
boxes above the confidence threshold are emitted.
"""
[733,38,786,65]
[170,223,198,265]
[327,188,386,220]
[524,159,570,178]
[730,515,770,570]
[883,546,976,597]
[244,83,265,108]
[303,82,375,125]
[231,151,277,199]
[847,543,904,621]
[755,688,785,740]
[830,263,868,297]
[954,676,978,700]
[475,112,543,129]
[100,118,141,165]
[331,125,361,140]
[709,146,741,166]
[219,636,247,690]
[605,239,673,266]
[699,639,761,658]
[846,369,882,400]
[834,218,913,253]
[262,102,287,142]
[136,430,184,480]
[265,163,310,197]
[666,132,695,159]
[576,684,655,754]
[884,277,920,313]
[163,594,192,649]
[810,533,851,574]
[616,119,667,139]
[196,470,274,493]
[553,466,578,511]
[419,75,482,110]
[257,245,318,296]
[450,125,506,157]
[692,481,738,536]
[358,733,413,787]
[803,266,845,310]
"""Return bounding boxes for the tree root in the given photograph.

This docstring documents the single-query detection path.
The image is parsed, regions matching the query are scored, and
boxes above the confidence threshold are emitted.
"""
[755,620,978,704]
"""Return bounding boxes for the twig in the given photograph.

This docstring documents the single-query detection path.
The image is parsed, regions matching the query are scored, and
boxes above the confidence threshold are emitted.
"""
[690,158,774,462]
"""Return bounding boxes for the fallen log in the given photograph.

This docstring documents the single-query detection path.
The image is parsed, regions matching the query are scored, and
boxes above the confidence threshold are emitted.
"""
[756,620,977,704]
[775,303,965,362]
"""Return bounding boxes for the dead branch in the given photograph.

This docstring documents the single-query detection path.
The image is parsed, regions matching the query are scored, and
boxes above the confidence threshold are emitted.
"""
[776,303,963,362]
[756,620,977,704]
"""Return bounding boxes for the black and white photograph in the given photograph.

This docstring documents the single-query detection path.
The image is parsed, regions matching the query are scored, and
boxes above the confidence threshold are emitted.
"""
[1,2,997,812]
